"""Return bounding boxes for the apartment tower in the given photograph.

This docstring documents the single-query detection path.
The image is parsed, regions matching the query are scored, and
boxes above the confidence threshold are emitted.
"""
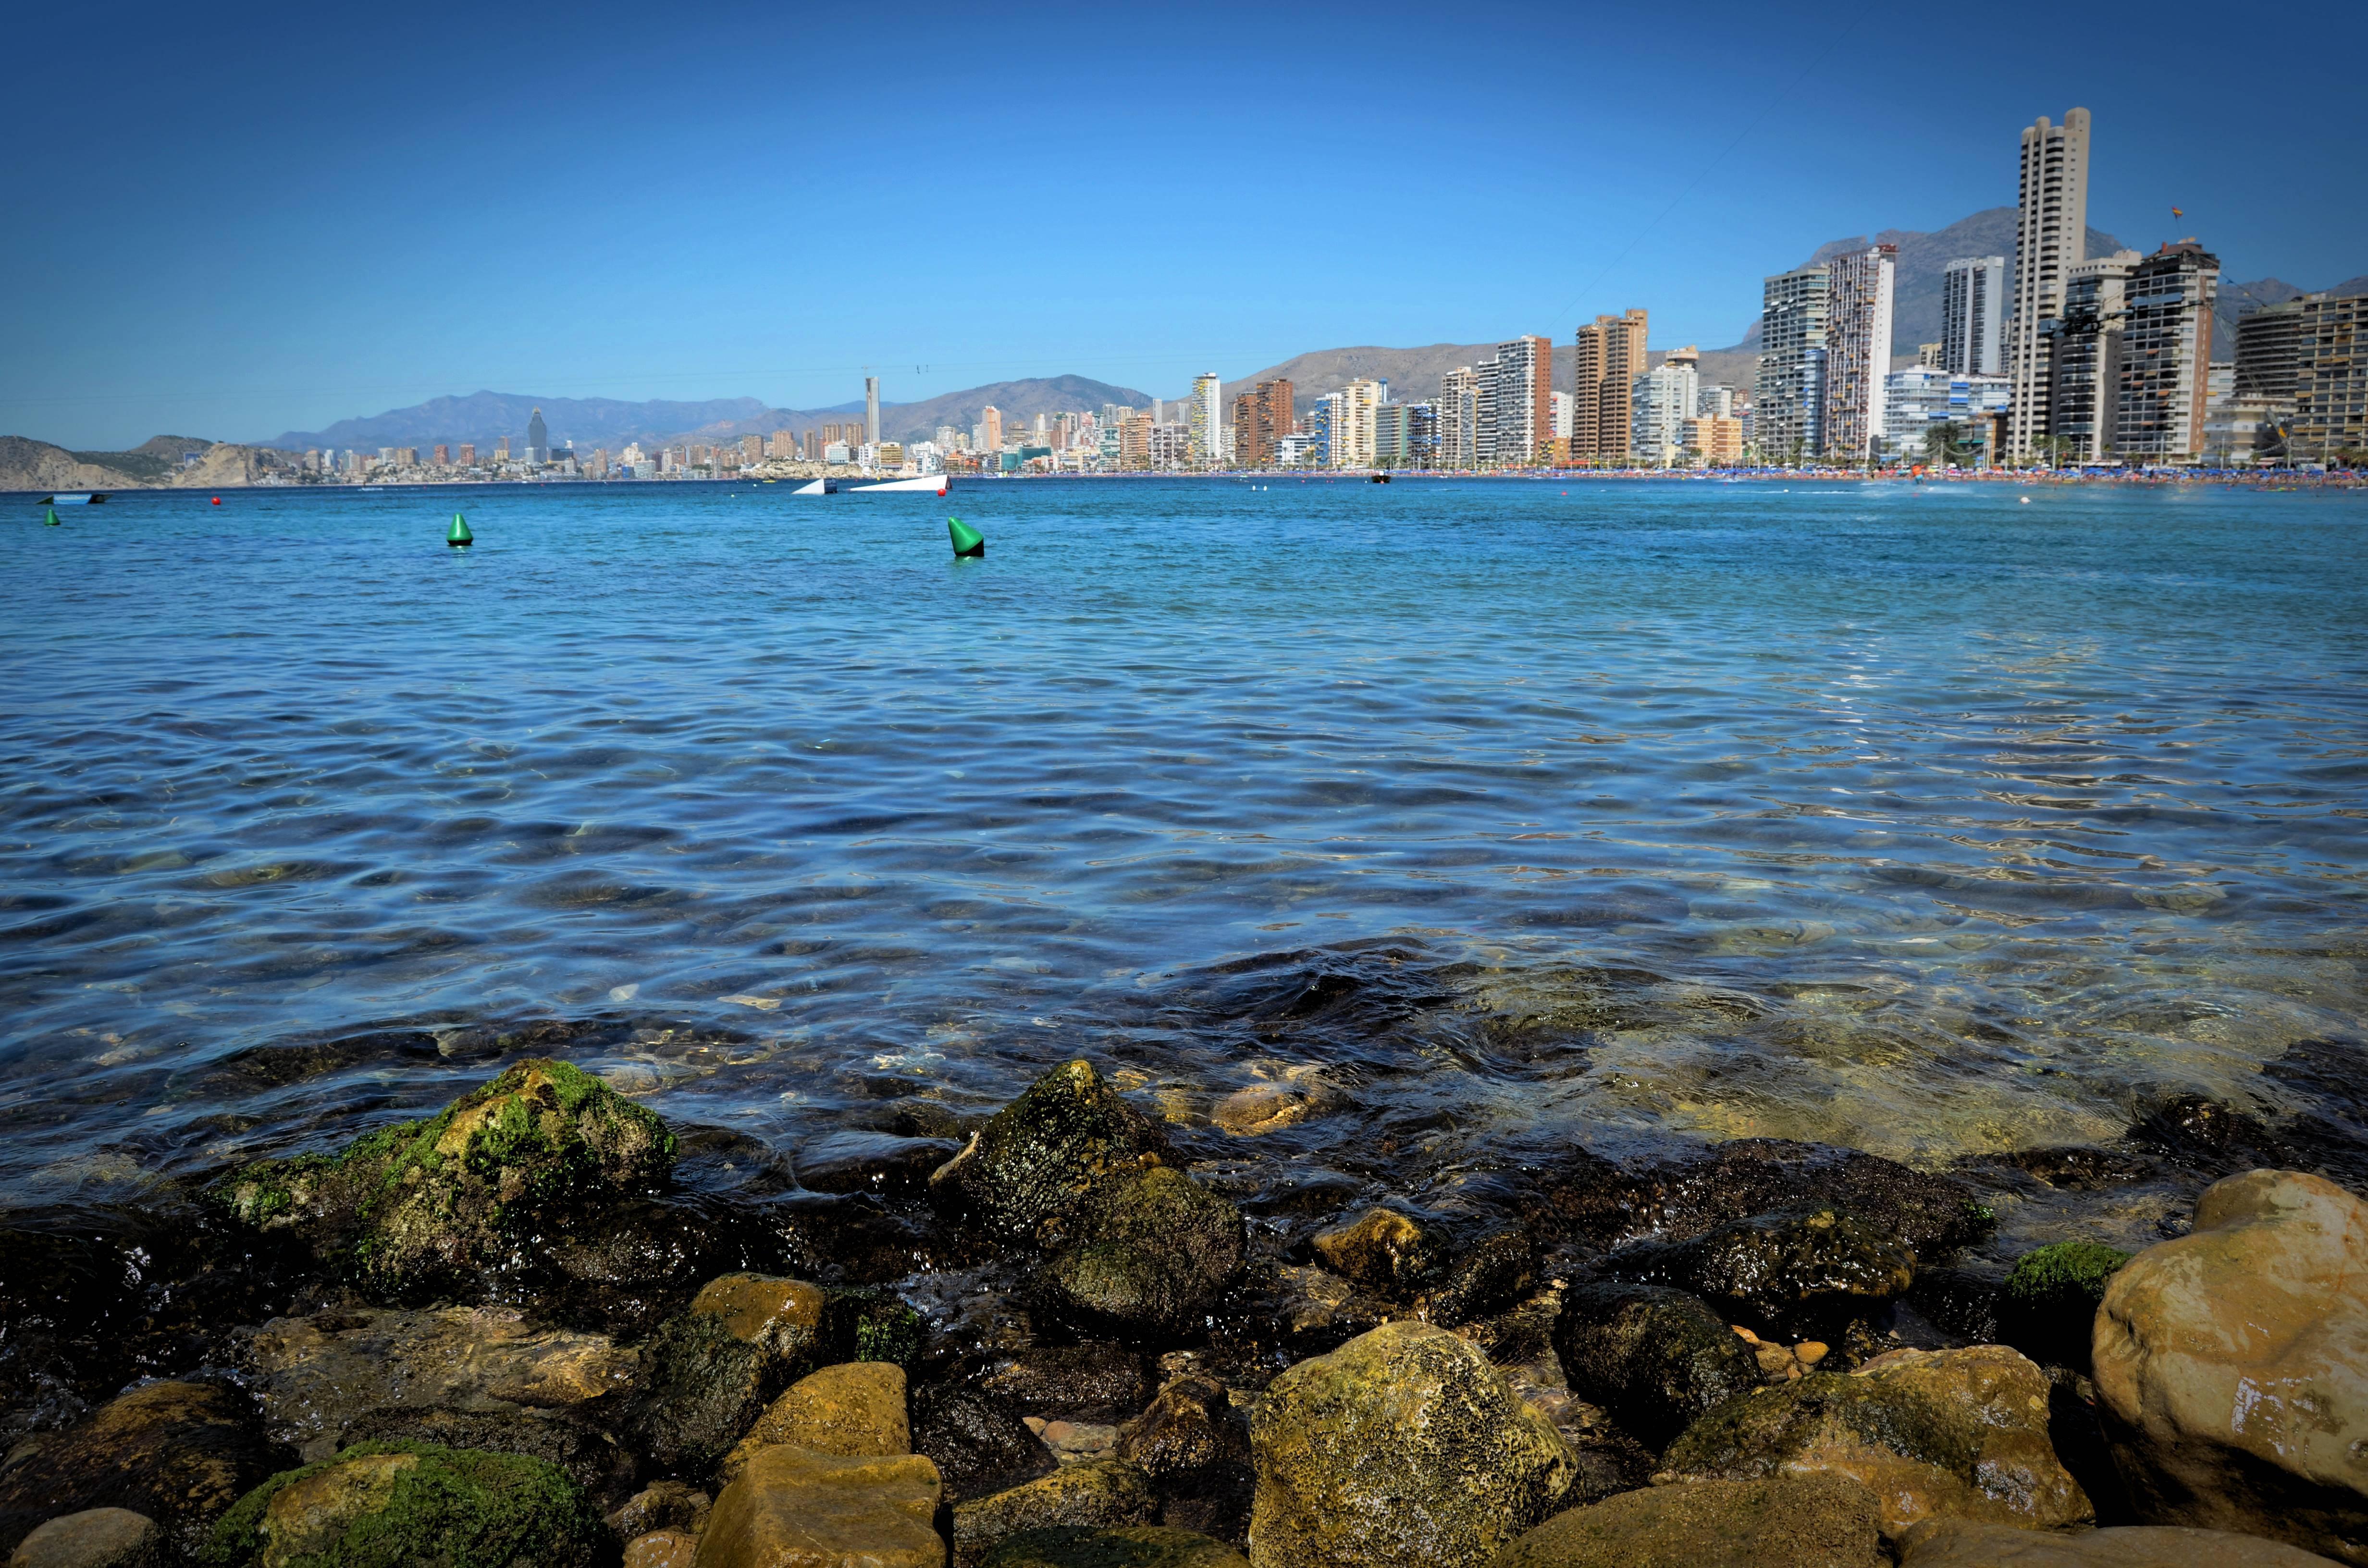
[865,377,881,445]
[2046,250,2143,463]
[1824,245,1897,462]
[2005,109,2092,458]
[1492,336,1552,466]
[1756,267,1831,463]
[1942,256,2006,375]
[2113,242,2219,465]
[2292,292,2368,464]
[1571,309,1648,465]
[1439,367,1481,468]
[1187,372,1222,466]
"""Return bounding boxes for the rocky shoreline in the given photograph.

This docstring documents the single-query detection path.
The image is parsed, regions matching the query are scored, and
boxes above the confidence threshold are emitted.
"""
[2,1053,2364,1567]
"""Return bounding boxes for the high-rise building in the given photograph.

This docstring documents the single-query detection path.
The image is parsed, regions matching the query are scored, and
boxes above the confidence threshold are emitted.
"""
[432,444,450,466]
[1187,372,1222,466]
[981,405,1004,452]
[1571,309,1648,465]
[495,437,511,461]
[772,429,795,459]
[1373,402,1411,464]
[1478,336,1551,466]
[2005,109,2092,458]
[1941,257,2006,377]
[1918,343,1946,369]
[1884,366,2011,457]
[742,434,765,467]
[2235,298,2308,404]
[1824,245,1896,461]
[1550,390,1574,441]
[526,408,549,464]
[1406,403,1437,467]
[1631,348,1699,467]
[865,378,880,445]
[2114,242,2220,465]
[1228,378,1294,468]
[2046,250,2143,463]
[1682,414,1744,465]
[1118,411,1152,469]
[2286,292,2368,465]
[1756,266,1830,463]
[1330,379,1384,467]
[458,444,476,467]
[1439,367,1481,469]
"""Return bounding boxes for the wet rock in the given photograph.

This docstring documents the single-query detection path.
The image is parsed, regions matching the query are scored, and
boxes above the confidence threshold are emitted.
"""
[216,1056,676,1300]
[930,1061,1172,1250]
[607,1479,710,1540]
[2128,1096,2293,1176]
[1483,1472,1887,1568]
[1996,1147,2159,1191]
[1043,1169,1246,1339]
[721,1362,910,1482]
[827,1286,927,1370]
[1116,1377,1250,1542]
[1260,1265,1390,1351]
[798,1130,963,1197]
[624,1527,698,1568]
[1248,1320,1576,1568]
[686,1273,830,1381]
[1603,1208,1916,1337]
[624,1311,774,1480]
[1211,1070,1344,1139]
[912,1384,1059,1503]
[1309,1207,1450,1296]
[985,1525,1247,1567]
[953,1461,1159,1568]
[243,1305,637,1462]
[540,1196,793,1339]
[198,1440,607,1567]
[1550,1282,1762,1453]
[1661,1344,2091,1536]
[697,1445,944,1568]
[1033,1421,1120,1465]
[0,1380,283,1559]
[2093,1169,2368,1561]
[336,1406,639,1505]
[1420,1233,1538,1328]
[976,1347,1154,1424]
[1908,1267,2002,1343]
[1999,1242,2131,1369]
[5,1509,164,1568]
[1897,1519,2348,1566]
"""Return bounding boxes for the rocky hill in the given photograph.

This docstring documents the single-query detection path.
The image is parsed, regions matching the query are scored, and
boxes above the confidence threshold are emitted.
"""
[0,436,297,492]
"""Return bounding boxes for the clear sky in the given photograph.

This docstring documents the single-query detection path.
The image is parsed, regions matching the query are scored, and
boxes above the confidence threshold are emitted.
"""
[8,0,2361,450]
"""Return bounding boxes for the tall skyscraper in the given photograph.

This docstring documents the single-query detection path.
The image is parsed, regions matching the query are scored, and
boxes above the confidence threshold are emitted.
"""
[1439,367,1481,469]
[1481,336,1552,466]
[1230,379,1293,467]
[1631,348,1699,466]
[1824,245,1897,462]
[981,405,1003,452]
[1187,372,1222,466]
[1571,309,1648,465]
[865,377,880,445]
[2114,241,2219,465]
[1756,267,1830,463]
[1942,256,2006,376]
[2290,292,2368,465]
[2005,108,2092,458]
[526,408,549,464]
[2047,250,2143,463]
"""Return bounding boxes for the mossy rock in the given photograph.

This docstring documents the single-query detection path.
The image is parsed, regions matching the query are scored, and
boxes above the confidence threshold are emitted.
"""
[1999,1241,2131,1368]
[1043,1168,1245,1339]
[216,1058,675,1299]
[198,1441,610,1568]
[929,1060,1172,1248]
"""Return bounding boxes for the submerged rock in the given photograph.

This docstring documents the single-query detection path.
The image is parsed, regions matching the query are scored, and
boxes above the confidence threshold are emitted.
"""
[985,1525,1248,1568]
[1483,1472,1887,1568]
[1603,1207,1915,1338]
[954,1461,1160,1568]
[1309,1208,1450,1296]
[1660,1344,2091,1536]
[5,1508,165,1568]
[1044,1169,1246,1338]
[0,1380,284,1560]
[216,1057,676,1299]
[1550,1281,1761,1453]
[1420,1232,1539,1327]
[697,1445,944,1568]
[197,1441,607,1568]
[1247,1320,1576,1568]
[2093,1169,2368,1563]
[930,1061,1172,1249]
[1897,1519,2348,1566]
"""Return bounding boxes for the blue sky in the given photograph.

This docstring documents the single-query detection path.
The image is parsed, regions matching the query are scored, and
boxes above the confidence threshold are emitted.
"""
[8,0,2361,450]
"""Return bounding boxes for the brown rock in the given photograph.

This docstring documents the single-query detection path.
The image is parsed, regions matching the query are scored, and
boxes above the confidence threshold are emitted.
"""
[1117,1378,1247,1482]
[1898,1519,2349,1566]
[1484,1473,1887,1568]
[984,1525,1248,1567]
[953,1461,1159,1568]
[626,1528,701,1568]
[1309,1209,1450,1295]
[0,1381,282,1559]
[689,1275,830,1378]
[609,1481,712,1540]
[1660,1344,2090,1537]
[2093,1170,2368,1564]
[720,1363,910,1485]
[4,1509,164,1568]
[694,1444,945,1568]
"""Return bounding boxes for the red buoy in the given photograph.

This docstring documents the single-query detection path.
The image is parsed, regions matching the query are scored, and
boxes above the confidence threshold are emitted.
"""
[211,497,221,505]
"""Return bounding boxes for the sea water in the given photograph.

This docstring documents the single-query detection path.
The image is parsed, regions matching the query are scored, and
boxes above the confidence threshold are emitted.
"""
[3,477,2364,1248]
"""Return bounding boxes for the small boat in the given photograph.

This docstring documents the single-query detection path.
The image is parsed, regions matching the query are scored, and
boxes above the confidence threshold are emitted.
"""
[41,493,106,505]
[1369,473,1391,484]
[792,478,836,495]
[850,474,950,495]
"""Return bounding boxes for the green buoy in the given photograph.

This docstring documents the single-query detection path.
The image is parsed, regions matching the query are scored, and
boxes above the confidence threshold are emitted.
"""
[44,507,61,527]
[948,516,984,558]
[447,513,473,548]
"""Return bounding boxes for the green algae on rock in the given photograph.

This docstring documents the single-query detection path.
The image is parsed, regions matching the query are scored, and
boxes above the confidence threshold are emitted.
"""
[215,1058,676,1299]
[2000,1241,2132,1368]
[197,1441,608,1568]
[1044,1168,1246,1338]
[930,1060,1172,1249]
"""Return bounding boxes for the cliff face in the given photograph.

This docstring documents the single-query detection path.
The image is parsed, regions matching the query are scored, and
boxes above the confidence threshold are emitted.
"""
[0,436,296,492]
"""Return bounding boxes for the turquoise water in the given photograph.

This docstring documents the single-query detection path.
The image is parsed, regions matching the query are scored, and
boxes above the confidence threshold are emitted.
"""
[3,477,2364,1221]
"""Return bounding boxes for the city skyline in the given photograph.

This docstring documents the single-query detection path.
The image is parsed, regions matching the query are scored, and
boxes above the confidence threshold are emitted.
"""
[5,0,2360,451]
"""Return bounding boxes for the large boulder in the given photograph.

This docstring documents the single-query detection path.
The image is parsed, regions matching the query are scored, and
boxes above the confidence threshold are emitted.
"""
[1044,1169,1246,1339]
[217,1058,676,1298]
[953,1461,1159,1568]
[1603,1208,1915,1337]
[197,1441,607,1567]
[1660,1345,2091,1537]
[985,1527,1247,1568]
[242,1306,636,1462]
[930,1061,1172,1249]
[1483,1473,1887,1568]
[334,1406,639,1506]
[1247,1320,1576,1568]
[2093,1169,2368,1563]
[1550,1282,1762,1452]
[719,1362,909,1483]
[0,1381,284,1560]
[687,1444,944,1568]
[1898,1519,2348,1566]
[5,1509,165,1568]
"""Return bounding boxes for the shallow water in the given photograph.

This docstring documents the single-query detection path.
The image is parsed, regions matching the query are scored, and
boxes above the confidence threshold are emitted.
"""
[3,477,2365,1243]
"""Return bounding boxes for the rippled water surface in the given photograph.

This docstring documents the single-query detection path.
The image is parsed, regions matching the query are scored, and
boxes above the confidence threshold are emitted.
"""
[4,477,2365,1227]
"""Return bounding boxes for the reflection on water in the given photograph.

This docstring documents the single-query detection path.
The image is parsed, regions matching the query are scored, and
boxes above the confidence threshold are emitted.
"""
[2,477,2364,1249]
